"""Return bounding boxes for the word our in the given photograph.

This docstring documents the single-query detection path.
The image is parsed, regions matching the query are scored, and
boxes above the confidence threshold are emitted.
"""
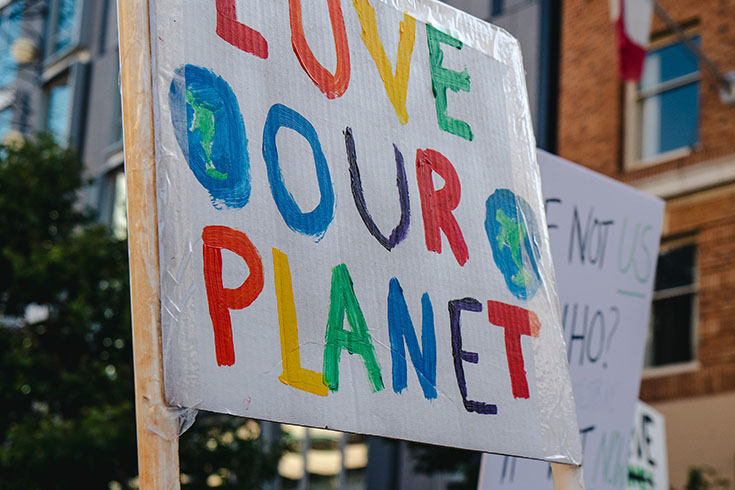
[171,64,542,292]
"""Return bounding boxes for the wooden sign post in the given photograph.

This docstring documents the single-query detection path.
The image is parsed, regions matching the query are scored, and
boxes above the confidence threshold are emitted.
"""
[118,0,179,487]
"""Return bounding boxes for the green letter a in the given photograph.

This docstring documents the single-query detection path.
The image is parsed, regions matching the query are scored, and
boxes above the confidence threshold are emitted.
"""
[323,264,384,392]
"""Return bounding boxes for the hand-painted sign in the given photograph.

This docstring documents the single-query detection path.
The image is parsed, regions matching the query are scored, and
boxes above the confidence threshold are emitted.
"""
[479,151,664,488]
[627,401,668,490]
[149,0,581,462]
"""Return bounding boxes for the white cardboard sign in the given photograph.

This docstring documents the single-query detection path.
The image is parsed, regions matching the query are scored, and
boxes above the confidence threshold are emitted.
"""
[149,0,580,462]
[479,151,664,487]
[627,401,668,490]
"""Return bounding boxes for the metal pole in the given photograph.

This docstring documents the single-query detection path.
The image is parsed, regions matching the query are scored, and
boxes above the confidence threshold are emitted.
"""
[117,0,181,487]
[652,0,735,103]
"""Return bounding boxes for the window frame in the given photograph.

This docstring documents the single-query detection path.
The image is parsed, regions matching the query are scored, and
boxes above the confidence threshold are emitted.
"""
[42,71,71,143]
[40,61,89,147]
[43,0,90,66]
[0,0,24,135]
[643,237,699,376]
[0,0,23,89]
[624,27,702,169]
[491,0,504,17]
[0,105,13,138]
[106,60,124,154]
[98,163,127,240]
[277,424,368,487]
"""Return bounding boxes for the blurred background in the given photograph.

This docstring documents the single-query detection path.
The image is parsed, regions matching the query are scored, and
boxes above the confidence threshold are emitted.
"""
[0,0,733,489]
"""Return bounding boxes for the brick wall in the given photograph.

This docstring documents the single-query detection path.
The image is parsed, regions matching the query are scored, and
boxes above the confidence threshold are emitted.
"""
[558,0,621,176]
[642,185,735,401]
[559,0,735,180]
[558,0,735,402]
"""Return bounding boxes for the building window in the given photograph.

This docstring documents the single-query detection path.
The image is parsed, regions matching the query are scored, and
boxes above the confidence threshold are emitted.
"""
[110,168,127,240]
[278,425,368,489]
[637,36,700,162]
[491,0,504,16]
[0,106,11,139]
[645,243,697,367]
[109,67,123,149]
[46,0,81,58]
[0,1,22,88]
[45,75,71,143]
[98,162,127,239]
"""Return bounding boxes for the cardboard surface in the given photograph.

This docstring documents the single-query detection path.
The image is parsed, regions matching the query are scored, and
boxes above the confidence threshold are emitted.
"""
[479,151,664,487]
[149,0,580,462]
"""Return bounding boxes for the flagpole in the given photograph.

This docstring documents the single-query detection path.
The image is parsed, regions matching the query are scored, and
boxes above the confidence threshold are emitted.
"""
[652,0,735,103]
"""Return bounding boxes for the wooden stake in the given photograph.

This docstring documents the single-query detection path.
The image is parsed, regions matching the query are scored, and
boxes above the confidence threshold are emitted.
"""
[552,463,586,490]
[117,0,180,487]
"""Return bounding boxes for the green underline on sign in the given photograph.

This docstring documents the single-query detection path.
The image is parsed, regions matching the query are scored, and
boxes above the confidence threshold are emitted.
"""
[617,289,646,299]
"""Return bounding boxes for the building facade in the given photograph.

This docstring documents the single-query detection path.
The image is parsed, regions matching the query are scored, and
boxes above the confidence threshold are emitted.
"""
[1,0,125,234]
[559,0,735,486]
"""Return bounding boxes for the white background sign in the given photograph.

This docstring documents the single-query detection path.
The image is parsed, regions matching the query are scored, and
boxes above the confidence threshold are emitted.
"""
[628,401,668,490]
[149,0,580,462]
[480,150,664,488]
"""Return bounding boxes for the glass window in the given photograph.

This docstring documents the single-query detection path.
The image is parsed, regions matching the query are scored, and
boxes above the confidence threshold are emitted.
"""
[109,69,123,147]
[0,1,23,88]
[110,169,127,240]
[47,0,81,57]
[0,106,12,138]
[46,77,71,143]
[638,37,700,161]
[645,244,697,367]
[491,0,504,16]
[278,425,367,489]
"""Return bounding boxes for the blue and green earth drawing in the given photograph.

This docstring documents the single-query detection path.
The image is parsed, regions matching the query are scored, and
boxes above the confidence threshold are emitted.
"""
[169,64,250,209]
[485,189,542,300]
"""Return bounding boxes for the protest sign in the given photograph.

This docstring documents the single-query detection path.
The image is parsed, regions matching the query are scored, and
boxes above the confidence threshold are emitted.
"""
[140,0,582,464]
[627,401,668,490]
[479,151,664,489]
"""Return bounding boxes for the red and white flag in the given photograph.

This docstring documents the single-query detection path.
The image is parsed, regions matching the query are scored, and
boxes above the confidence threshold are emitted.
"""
[610,0,654,81]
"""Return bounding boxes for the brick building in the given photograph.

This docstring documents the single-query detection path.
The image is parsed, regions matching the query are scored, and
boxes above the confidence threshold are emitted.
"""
[559,0,735,486]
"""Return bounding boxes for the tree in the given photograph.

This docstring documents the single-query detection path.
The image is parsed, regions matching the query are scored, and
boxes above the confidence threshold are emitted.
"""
[0,136,281,489]
[0,135,136,488]
[685,466,731,490]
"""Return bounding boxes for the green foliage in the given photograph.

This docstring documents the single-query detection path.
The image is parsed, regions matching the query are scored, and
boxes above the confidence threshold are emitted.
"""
[0,136,280,489]
[684,466,731,490]
[0,135,136,489]
[179,415,283,489]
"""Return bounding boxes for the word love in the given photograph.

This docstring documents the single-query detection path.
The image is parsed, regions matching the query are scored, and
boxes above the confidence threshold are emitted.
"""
[215,0,473,139]
[202,225,541,413]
